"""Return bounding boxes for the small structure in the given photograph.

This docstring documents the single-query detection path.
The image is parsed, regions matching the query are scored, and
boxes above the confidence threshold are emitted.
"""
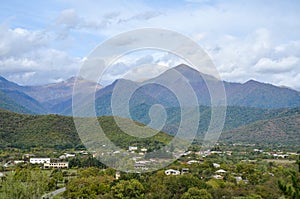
[30,158,50,164]
[0,172,5,182]
[141,148,147,152]
[165,169,180,176]
[213,163,220,168]
[235,176,243,183]
[65,153,75,158]
[215,169,226,174]
[181,168,189,174]
[115,171,121,180]
[14,160,25,164]
[187,160,200,164]
[212,174,223,179]
[129,146,138,151]
[44,162,69,169]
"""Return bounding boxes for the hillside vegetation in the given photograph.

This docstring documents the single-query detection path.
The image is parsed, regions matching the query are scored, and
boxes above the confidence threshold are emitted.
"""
[221,113,300,145]
[0,109,172,150]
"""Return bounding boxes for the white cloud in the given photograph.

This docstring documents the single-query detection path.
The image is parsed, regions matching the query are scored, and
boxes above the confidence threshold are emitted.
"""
[254,56,299,73]
[1,0,300,91]
[205,28,300,90]
[0,24,81,85]
[0,24,48,57]
[0,49,82,85]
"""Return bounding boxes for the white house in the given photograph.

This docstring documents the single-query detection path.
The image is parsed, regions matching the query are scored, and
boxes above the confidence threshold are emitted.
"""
[215,169,227,174]
[213,163,220,168]
[115,171,121,180]
[65,153,76,158]
[14,160,25,164]
[30,158,50,164]
[212,174,223,179]
[44,162,68,169]
[129,146,138,151]
[165,169,180,176]
[235,176,243,183]
[187,160,200,164]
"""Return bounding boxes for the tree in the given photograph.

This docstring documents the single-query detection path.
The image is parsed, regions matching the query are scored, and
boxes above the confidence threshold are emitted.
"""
[297,155,300,172]
[278,170,300,199]
[181,187,212,199]
[1,168,49,199]
[65,176,113,199]
[50,169,64,188]
[112,179,145,199]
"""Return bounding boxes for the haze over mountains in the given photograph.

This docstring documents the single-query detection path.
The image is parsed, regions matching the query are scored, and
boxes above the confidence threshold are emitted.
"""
[0,64,299,115]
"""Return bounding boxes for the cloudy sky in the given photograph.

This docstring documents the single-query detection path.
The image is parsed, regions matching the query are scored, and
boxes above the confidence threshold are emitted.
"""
[0,0,299,90]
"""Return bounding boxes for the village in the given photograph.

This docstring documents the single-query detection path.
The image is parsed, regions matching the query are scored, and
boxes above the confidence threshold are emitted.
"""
[1,143,298,180]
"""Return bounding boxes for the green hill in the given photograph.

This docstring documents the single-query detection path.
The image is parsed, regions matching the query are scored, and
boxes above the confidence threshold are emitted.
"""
[0,109,172,150]
[220,113,300,145]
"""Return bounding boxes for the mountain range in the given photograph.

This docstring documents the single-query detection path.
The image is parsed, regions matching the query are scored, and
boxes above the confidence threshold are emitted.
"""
[1,64,300,116]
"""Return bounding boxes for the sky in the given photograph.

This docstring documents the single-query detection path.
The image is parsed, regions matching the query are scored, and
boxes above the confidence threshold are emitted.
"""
[0,0,300,90]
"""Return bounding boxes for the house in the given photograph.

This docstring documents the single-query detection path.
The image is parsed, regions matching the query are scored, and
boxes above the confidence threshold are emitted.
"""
[0,172,5,182]
[141,148,147,152]
[14,160,25,164]
[235,176,243,183]
[213,163,220,168]
[44,162,69,169]
[187,160,200,164]
[212,174,223,179]
[115,171,121,180]
[181,168,189,174]
[129,146,138,151]
[65,153,76,158]
[165,169,180,176]
[30,158,50,164]
[215,169,227,174]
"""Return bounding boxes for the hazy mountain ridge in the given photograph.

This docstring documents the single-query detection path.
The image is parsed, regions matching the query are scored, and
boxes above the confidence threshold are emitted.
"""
[0,64,300,116]
[0,76,102,114]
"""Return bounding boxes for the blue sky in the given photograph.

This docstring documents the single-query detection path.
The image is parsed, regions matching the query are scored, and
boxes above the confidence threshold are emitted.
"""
[0,0,300,90]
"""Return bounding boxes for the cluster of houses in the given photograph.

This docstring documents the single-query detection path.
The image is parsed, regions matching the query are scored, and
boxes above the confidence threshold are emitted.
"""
[164,168,190,175]
[29,158,69,169]
[3,152,78,169]
[253,149,298,159]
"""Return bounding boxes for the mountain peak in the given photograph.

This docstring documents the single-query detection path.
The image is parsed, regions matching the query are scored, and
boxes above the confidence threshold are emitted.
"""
[245,79,259,84]
[174,64,200,73]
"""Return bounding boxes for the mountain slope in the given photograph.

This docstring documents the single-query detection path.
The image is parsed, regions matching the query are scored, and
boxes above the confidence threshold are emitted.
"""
[23,76,102,113]
[225,80,300,108]
[220,110,300,145]
[0,109,172,150]
[0,90,34,114]
[1,89,46,114]
[0,76,102,114]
